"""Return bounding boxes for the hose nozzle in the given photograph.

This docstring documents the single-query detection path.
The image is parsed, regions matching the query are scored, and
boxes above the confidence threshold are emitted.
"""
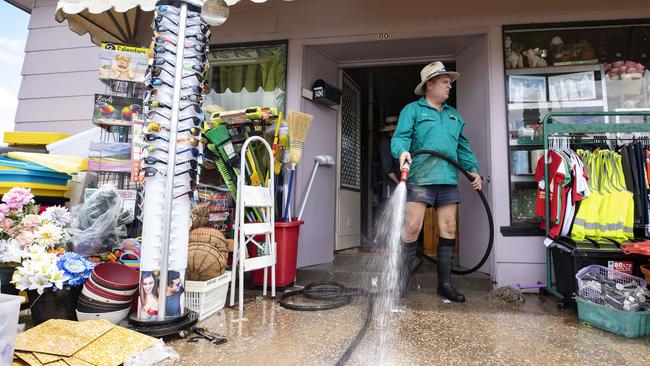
[400,162,410,182]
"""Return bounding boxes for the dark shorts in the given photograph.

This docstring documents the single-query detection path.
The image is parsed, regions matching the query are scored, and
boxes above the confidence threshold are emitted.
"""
[406,184,461,207]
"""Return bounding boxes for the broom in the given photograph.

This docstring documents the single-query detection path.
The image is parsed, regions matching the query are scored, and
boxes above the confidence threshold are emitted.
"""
[283,110,313,222]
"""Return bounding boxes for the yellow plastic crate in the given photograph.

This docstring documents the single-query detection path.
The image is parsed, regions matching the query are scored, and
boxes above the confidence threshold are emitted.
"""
[0,182,69,197]
[4,132,70,146]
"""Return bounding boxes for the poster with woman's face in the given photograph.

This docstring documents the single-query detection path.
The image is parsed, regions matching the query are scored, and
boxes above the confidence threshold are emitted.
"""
[137,270,185,320]
[138,271,160,321]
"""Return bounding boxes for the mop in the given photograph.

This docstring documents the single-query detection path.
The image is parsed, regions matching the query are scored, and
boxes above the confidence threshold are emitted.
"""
[283,110,313,222]
[297,155,335,221]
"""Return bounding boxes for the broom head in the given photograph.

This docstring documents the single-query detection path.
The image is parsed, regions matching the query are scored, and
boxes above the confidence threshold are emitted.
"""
[287,110,313,165]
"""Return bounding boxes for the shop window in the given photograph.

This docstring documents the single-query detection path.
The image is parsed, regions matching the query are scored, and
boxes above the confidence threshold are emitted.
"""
[205,43,287,112]
[502,20,650,232]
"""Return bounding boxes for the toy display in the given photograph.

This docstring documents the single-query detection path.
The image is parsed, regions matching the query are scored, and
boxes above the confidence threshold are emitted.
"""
[504,36,524,69]
[505,34,599,68]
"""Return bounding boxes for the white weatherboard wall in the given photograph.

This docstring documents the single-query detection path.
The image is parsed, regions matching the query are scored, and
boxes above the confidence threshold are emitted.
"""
[16,0,104,134]
[15,0,650,286]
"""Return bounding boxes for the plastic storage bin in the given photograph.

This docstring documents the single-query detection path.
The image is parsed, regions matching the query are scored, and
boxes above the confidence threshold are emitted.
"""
[185,271,231,321]
[0,293,24,365]
[576,297,650,337]
[550,241,648,303]
[576,264,647,291]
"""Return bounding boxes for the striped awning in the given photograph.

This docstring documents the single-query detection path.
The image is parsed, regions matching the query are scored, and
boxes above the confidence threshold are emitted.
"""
[55,0,293,46]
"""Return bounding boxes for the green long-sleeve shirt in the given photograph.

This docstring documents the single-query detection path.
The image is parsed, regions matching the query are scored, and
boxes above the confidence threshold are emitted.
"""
[391,97,479,186]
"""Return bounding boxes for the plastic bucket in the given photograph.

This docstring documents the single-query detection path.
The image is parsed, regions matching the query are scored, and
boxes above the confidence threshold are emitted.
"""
[0,293,23,365]
[252,220,304,287]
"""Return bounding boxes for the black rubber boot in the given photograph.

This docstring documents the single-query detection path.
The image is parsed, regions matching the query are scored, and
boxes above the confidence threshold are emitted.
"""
[436,238,465,303]
[397,241,416,298]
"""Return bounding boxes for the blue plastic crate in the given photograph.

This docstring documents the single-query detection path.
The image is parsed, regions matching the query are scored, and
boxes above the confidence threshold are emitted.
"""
[576,297,650,337]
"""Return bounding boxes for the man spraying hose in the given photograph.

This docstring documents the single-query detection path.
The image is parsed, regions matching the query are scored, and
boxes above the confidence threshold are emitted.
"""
[391,61,482,302]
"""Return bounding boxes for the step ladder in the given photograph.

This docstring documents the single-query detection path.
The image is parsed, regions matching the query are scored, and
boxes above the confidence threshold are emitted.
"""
[229,136,275,319]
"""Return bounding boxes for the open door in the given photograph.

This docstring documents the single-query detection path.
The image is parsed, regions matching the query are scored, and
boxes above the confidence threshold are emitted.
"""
[336,72,362,250]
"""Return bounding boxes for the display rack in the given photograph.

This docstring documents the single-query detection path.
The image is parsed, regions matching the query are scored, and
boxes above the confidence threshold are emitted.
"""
[541,111,650,301]
[134,0,204,332]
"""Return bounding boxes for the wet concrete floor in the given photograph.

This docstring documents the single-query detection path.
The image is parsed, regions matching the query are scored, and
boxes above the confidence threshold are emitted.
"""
[165,252,650,365]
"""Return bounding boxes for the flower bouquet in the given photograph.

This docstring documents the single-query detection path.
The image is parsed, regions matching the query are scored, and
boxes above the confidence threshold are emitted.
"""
[11,246,96,324]
[0,187,74,295]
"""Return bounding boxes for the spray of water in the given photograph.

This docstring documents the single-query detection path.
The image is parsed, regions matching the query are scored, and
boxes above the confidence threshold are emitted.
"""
[372,181,408,362]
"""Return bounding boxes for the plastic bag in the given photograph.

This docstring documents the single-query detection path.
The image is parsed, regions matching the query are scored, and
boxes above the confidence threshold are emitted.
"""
[124,339,179,366]
[70,184,132,255]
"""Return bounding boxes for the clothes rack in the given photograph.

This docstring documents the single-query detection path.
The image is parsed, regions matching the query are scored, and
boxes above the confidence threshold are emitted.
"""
[542,111,650,304]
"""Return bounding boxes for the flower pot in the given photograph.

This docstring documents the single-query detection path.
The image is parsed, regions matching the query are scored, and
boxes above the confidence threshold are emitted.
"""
[0,265,19,296]
[28,286,82,325]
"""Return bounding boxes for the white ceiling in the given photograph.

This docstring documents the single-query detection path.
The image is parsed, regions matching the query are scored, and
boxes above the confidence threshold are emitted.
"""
[312,35,480,66]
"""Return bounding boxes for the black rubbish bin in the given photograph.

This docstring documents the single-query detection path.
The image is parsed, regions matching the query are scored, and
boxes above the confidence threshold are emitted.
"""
[550,238,650,305]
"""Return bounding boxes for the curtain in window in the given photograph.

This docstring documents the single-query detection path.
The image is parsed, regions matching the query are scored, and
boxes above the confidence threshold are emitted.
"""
[205,44,287,112]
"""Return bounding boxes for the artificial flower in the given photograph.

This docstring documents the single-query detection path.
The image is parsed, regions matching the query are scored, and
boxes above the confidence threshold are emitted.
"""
[28,273,54,294]
[33,223,64,249]
[56,252,95,287]
[0,204,9,221]
[0,239,22,263]
[2,187,34,210]
[42,206,72,227]
[47,268,68,290]
[11,249,69,294]
[21,214,42,231]
[16,230,35,248]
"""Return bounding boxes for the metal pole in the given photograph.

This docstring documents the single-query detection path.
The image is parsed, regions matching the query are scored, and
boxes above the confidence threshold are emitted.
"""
[157,1,188,320]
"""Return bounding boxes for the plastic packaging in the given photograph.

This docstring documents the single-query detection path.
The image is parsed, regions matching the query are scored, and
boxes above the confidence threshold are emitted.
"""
[0,293,24,365]
[71,185,132,255]
[124,339,179,366]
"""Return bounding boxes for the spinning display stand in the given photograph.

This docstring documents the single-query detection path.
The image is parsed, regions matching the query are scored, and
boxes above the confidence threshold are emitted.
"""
[129,0,209,333]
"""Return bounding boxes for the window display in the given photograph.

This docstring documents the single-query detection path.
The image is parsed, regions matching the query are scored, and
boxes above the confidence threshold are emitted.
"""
[503,20,650,229]
[205,43,287,113]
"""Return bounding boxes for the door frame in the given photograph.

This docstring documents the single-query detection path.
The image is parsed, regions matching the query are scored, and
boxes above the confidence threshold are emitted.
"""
[335,69,363,251]
[316,31,493,259]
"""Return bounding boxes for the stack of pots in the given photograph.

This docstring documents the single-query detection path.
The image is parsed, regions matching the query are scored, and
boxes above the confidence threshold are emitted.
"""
[77,262,139,324]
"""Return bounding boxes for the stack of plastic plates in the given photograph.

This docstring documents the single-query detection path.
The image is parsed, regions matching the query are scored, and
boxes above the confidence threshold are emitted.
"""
[0,158,71,197]
[77,263,139,324]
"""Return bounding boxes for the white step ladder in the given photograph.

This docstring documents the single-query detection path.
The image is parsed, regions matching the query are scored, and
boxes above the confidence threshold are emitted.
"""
[229,136,276,320]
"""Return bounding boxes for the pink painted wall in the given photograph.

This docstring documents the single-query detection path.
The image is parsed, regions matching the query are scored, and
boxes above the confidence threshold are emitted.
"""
[456,35,492,274]
[17,0,650,286]
[294,46,338,268]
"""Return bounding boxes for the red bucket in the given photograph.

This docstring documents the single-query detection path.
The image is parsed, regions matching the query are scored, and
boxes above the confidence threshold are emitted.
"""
[252,219,303,287]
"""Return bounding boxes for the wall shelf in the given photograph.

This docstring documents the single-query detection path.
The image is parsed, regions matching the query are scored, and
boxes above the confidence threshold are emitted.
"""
[508,100,605,110]
[506,64,602,75]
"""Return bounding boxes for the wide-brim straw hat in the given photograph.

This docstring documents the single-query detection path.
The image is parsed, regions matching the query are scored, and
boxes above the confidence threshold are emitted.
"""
[414,61,460,96]
[380,116,397,132]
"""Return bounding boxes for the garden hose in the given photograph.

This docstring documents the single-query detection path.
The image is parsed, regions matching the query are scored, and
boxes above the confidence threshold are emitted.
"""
[278,281,374,366]
[277,151,495,365]
[410,150,494,275]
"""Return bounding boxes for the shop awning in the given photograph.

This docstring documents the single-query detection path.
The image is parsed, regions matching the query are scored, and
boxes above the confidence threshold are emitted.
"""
[55,0,294,46]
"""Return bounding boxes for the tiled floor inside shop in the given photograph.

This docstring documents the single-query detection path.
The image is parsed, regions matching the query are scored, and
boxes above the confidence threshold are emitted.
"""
[164,250,650,366]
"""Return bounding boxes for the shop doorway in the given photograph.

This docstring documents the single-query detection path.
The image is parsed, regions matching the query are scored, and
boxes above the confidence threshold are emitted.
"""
[328,35,492,273]
[298,34,492,273]
[341,63,458,253]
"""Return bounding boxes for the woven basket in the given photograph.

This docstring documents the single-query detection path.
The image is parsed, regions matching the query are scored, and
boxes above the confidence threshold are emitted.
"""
[187,228,229,281]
